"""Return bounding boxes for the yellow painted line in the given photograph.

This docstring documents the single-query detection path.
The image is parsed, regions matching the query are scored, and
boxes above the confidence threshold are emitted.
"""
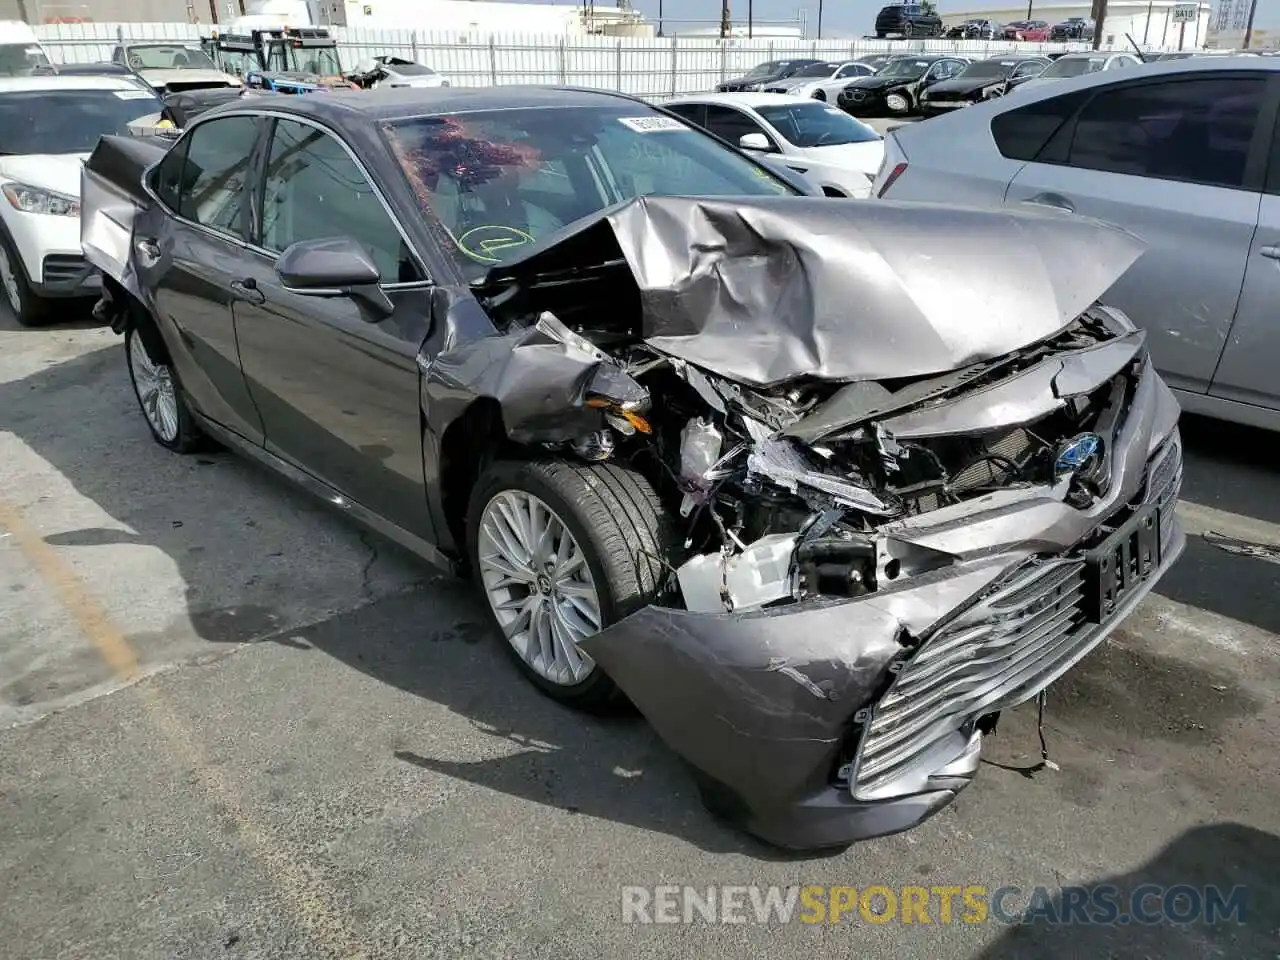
[0,497,368,959]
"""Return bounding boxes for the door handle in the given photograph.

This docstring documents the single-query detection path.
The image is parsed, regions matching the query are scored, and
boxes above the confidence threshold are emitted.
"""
[1021,193,1075,214]
[230,278,265,304]
[1261,246,1280,261]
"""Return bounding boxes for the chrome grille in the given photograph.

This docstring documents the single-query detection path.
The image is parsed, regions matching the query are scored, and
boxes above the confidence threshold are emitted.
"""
[852,558,1088,800]
[851,431,1183,803]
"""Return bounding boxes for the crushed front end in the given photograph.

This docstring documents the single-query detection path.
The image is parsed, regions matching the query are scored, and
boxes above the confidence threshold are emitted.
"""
[445,196,1184,849]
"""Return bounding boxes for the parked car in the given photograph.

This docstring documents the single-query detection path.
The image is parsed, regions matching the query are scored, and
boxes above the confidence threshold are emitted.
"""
[347,55,450,89]
[36,60,153,90]
[946,18,1002,40]
[855,52,910,72]
[0,20,52,77]
[1017,51,1142,90]
[80,85,1182,850]
[0,74,165,325]
[717,58,824,92]
[838,55,971,116]
[664,93,883,197]
[760,60,876,99]
[873,3,943,38]
[918,56,1050,115]
[1049,17,1095,40]
[1003,19,1051,41]
[110,41,242,95]
[874,57,1280,430]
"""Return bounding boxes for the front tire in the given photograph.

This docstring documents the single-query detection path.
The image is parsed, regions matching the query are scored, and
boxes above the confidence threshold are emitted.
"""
[467,459,674,710]
[812,89,826,100]
[885,91,912,114]
[125,323,205,452]
[0,229,48,327]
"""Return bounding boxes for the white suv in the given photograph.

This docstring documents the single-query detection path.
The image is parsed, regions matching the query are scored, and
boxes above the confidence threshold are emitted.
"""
[0,75,164,325]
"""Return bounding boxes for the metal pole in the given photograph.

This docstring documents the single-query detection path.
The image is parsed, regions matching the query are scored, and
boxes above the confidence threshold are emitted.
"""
[657,0,663,37]
[720,0,731,39]
[1143,0,1152,43]
[1091,0,1106,49]
[748,0,753,39]
[817,0,823,39]
[1026,0,1032,19]
[1243,0,1259,49]
[1178,19,1185,49]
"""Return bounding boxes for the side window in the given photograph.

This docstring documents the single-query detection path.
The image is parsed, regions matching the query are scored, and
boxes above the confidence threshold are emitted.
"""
[1014,61,1045,79]
[1066,78,1265,189]
[664,103,706,128]
[111,46,124,64]
[260,118,420,282]
[151,134,191,211]
[990,89,1090,161]
[176,115,259,236]
[704,105,770,147]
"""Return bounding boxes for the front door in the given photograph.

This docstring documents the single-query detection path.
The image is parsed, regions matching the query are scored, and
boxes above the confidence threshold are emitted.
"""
[230,116,436,541]
[1003,73,1268,395]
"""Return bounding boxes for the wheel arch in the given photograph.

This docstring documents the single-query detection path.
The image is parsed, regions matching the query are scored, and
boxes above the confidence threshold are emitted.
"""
[435,396,522,567]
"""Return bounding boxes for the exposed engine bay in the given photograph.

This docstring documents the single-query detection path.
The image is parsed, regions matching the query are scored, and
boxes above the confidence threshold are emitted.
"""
[478,305,1143,617]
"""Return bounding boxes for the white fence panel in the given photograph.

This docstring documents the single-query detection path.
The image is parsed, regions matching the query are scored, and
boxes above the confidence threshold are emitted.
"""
[34,23,1096,96]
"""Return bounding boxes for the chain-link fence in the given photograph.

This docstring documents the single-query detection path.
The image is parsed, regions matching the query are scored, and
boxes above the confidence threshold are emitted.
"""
[35,21,1099,100]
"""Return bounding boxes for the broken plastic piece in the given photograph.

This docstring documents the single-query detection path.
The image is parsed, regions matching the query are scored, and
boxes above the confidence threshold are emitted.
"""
[747,437,898,516]
[678,417,723,517]
[571,430,614,462]
[677,533,797,613]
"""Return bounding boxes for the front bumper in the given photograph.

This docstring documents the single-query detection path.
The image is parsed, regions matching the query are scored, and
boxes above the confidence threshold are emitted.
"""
[4,209,100,296]
[582,365,1183,850]
[837,89,889,115]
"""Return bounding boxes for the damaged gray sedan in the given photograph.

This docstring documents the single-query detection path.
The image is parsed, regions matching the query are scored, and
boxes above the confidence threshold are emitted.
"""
[80,86,1184,850]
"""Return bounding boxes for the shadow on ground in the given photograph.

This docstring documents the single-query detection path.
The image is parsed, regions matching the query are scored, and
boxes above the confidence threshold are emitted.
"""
[976,823,1280,959]
[4,338,1280,856]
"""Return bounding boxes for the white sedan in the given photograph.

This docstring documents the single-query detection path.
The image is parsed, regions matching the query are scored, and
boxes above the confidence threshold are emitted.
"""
[760,60,878,100]
[664,93,884,199]
[0,74,165,325]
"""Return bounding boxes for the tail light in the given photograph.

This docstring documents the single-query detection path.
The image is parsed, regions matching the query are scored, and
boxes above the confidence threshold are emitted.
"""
[872,134,909,198]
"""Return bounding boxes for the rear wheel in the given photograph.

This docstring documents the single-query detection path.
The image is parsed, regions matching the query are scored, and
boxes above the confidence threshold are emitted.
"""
[812,89,826,100]
[467,459,674,710]
[0,229,48,327]
[125,323,205,452]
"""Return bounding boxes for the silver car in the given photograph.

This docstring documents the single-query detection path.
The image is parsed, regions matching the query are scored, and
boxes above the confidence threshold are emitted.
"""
[876,57,1280,431]
[761,60,877,100]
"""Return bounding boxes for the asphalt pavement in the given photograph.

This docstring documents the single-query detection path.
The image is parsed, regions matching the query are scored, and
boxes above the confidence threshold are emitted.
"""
[2,298,1278,960]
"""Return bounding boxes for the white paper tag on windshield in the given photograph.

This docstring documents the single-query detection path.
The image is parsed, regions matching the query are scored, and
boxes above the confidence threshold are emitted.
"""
[114,89,156,99]
[618,115,686,133]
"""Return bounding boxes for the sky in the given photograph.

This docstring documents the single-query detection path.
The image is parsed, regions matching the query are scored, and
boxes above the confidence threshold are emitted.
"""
[540,0,1278,35]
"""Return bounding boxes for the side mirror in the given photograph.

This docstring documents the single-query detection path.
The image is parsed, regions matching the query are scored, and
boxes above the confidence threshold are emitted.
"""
[275,236,393,320]
[738,131,772,152]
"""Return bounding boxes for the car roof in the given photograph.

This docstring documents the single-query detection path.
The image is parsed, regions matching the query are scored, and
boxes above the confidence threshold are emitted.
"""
[667,91,814,107]
[976,54,1049,62]
[200,84,647,125]
[0,74,147,93]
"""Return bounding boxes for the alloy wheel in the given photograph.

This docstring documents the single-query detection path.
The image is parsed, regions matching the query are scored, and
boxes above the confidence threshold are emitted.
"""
[477,490,603,686]
[129,330,180,443]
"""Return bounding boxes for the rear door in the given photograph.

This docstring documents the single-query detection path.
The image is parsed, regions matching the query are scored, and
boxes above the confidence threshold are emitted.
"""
[1210,108,1280,411]
[144,113,267,444]
[231,115,437,540]
[1003,73,1271,395]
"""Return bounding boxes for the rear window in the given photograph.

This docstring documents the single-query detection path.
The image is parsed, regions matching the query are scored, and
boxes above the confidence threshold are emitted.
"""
[990,90,1090,161]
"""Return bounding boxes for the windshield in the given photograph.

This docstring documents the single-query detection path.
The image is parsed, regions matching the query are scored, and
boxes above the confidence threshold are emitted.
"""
[877,58,930,79]
[792,62,835,78]
[125,44,217,70]
[960,60,1016,79]
[280,44,342,77]
[757,101,880,147]
[0,43,50,77]
[744,61,785,78]
[0,88,163,155]
[215,47,259,77]
[383,106,793,276]
[1042,56,1107,78]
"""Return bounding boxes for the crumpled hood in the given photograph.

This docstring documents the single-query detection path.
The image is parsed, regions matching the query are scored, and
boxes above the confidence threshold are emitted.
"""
[0,153,89,197]
[842,76,904,92]
[137,68,240,90]
[485,195,1146,387]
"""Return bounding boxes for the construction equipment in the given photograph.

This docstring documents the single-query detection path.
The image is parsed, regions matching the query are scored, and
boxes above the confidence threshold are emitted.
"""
[200,26,355,95]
